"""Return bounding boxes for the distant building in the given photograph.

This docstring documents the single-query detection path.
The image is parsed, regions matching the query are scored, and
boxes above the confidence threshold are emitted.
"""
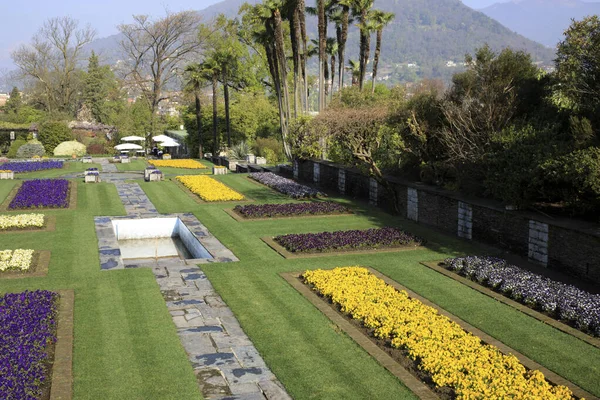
[446,61,457,67]
[0,93,9,107]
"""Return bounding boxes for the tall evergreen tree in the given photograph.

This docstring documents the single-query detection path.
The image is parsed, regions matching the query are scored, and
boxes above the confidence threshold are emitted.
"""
[5,87,22,115]
[83,51,108,123]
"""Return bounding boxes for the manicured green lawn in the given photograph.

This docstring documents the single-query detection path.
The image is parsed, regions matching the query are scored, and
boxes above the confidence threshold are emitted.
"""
[0,179,202,400]
[147,172,600,399]
[1,161,599,400]
[117,158,213,177]
[17,160,103,178]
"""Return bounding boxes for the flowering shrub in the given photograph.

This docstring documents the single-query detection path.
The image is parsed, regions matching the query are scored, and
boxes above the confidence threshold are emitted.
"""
[53,141,86,157]
[0,290,58,399]
[444,256,600,336]
[0,161,63,173]
[274,227,423,253]
[149,159,207,169]
[9,179,69,209]
[176,175,244,202]
[303,267,574,399]
[249,172,323,198]
[0,249,35,272]
[234,201,350,219]
[0,214,45,230]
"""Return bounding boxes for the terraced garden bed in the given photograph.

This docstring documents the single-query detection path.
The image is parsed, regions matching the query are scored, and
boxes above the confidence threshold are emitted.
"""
[285,267,594,400]
[249,172,324,198]
[227,201,352,221]
[1,180,76,211]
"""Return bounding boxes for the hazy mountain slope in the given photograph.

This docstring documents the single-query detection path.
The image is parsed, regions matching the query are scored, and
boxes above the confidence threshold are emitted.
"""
[84,0,556,80]
[480,0,600,47]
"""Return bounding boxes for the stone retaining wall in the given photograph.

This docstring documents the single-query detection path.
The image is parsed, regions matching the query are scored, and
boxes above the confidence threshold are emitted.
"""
[292,159,600,284]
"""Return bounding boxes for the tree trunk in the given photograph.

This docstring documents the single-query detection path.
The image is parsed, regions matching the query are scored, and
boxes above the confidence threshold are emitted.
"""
[212,73,218,155]
[299,0,309,113]
[359,10,367,90]
[372,29,382,94]
[195,91,203,158]
[224,82,231,148]
[318,0,326,111]
[340,7,349,91]
[274,9,291,123]
[331,54,336,102]
[324,55,329,99]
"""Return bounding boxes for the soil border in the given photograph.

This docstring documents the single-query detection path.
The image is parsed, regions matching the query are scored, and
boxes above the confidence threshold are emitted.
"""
[244,175,327,200]
[0,180,77,212]
[282,269,597,400]
[0,250,51,280]
[262,236,425,259]
[0,215,57,234]
[223,206,354,222]
[170,177,255,204]
[50,289,74,400]
[420,260,600,350]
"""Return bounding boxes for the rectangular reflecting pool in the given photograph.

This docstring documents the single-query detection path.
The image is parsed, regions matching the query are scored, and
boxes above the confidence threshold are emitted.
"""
[111,217,213,260]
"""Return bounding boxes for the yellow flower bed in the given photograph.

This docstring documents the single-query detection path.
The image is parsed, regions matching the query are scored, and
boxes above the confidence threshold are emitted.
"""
[0,214,45,230]
[0,249,35,272]
[149,159,207,169]
[177,175,244,202]
[303,267,575,400]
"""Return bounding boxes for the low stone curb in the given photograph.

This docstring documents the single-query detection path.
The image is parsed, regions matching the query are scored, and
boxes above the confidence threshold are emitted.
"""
[0,250,51,279]
[261,236,425,259]
[420,260,600,350]
[51,289,74,400]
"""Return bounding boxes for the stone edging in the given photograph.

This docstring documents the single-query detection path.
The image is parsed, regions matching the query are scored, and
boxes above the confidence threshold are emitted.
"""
[0,215,57,234]
[283,269,597,400]
[420,260,600,350]
[170,178,255,205]
[280,271,438,400]
[0,250,51,280]
[51,289,74,400]
[262,236,425,259]
[0,180,78,212]
[223,207,354,222]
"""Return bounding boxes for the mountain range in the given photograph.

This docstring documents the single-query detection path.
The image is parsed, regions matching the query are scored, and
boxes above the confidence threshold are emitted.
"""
[86,0,555,83]
[480,0,600,47]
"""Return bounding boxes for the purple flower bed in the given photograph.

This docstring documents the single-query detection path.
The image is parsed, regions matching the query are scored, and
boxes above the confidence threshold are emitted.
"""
[443,256,600,337]
[274,227,424,253]
[250,172,323,198]
[234,201,351,218]
[9,179,70,210]
[0,290,59,399]
[1,161,63,173]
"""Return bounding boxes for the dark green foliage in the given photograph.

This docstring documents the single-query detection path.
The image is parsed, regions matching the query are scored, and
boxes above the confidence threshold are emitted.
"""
[7,139,27,158]
[253,137,285,163]
[556,15,600,119]
[37,121,73,153]
[4,87,22,115]
[16,141,46,158]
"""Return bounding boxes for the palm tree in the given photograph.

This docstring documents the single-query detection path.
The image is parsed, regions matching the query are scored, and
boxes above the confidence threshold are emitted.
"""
[370,10,395,93]
[200,58,221,155]
[346,59,360,86]
[184,63,206,158]
[330,4,354,92]
[326,37,338,99]
[349,0,374,90]
[318,0,326,111]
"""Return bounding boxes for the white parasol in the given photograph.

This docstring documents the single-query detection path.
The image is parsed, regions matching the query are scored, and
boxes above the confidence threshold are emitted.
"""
[120,135,145,142]
[114,143,143,151]
[160,139,180,147]
[152,135,171,142]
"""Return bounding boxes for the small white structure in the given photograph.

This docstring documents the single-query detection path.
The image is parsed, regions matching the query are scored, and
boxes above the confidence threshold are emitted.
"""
[246,154,256,164]
[82,156,93,163]
[148,171,163,181]
[213,166,228,175]
[255,157,267,165]
[0,171,14,180]
[85,174,101,183]
[121,157,131,164]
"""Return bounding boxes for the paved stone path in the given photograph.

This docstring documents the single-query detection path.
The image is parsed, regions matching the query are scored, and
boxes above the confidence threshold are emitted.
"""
[92,158,291,400]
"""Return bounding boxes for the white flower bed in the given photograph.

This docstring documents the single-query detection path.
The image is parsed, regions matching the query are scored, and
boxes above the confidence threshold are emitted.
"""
[0,214,45,230]
[0,249,35,272]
